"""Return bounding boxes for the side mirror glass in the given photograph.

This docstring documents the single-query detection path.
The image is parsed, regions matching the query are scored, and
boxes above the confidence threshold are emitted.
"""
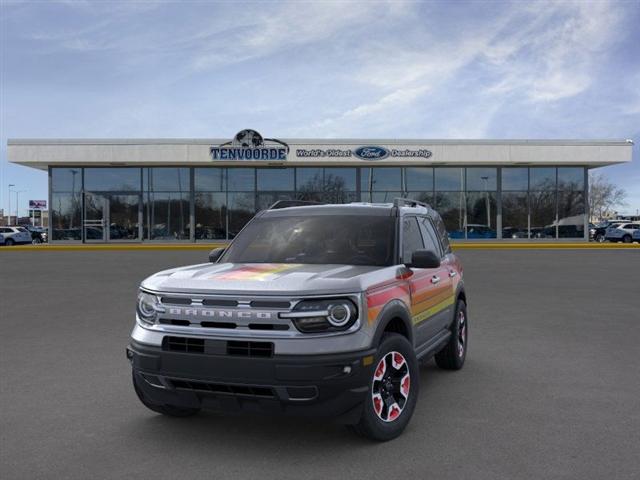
[408,249,440,269]
[208,247,225,263]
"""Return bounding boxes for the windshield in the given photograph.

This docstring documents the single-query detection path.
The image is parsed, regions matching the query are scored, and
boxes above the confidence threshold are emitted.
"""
[221,215,395,266]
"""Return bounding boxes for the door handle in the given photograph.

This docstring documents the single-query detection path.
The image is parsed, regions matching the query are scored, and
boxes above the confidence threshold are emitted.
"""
[431,275,441,284]
[449,271,457,278]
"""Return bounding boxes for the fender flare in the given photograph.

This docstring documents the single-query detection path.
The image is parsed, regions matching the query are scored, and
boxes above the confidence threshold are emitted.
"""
[370,299,414,347]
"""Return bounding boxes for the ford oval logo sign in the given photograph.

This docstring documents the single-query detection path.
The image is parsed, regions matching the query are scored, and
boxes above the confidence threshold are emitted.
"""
[354,146,389,160]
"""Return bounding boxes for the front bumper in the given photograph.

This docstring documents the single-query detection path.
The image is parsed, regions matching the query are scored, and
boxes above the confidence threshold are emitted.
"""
[128,340,376,423]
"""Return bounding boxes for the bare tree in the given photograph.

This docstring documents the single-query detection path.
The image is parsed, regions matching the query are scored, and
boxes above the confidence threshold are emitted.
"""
[589,172,627,221]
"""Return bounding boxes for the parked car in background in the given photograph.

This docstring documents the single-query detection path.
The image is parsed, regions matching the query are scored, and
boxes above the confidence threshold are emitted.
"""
[21,225,48,244]
[0,232,5,245]
[0,226,32,246]
[605,223,640,243]
[590,220,626,242]
[502,227,528,239]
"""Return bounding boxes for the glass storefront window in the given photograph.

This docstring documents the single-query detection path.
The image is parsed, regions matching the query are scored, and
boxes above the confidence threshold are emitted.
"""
[362,167,402,191]
[529,168,556,191]
[51,192,82,240]
[85,168,141,191]
[51,168,82,193]
[296,168,323,192]
[558,167,584,191]
[405,167,433,192]
[195,192,226,240]
[195,168,225,191]
[435,168,464,191]
[227,168,255,191]
[436,192,465,238]
[324,168,357,191]
[145,168,189,192]
[145,192,189,240]
[502,192,528,239]
[405,191,433,205]
[557,191,585,238]
[257,168,294,191]
[530,191,556,238]
[502,168,528,191]
[466,192,497,238]
[466,168,497,191]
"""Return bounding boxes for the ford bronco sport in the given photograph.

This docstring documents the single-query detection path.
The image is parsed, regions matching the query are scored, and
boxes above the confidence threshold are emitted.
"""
[127,199,468,441]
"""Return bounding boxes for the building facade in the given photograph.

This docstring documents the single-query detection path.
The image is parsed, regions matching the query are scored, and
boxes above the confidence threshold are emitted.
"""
[8,132,633,243]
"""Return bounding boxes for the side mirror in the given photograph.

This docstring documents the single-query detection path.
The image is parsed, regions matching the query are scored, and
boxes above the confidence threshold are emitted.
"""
[408,249,440,269]
[208,247,225,263]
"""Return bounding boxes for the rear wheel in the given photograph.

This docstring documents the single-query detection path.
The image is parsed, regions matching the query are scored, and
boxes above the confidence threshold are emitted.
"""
[435,300,468,370]
[622,235,632,243]
[32,237,42,245]
[132,371,200,417]
[350,333,419,441]
[595,233,605,243]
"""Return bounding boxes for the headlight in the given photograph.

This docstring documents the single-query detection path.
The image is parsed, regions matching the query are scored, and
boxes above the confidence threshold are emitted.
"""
[136,291,161,326]
[281,298,358,333]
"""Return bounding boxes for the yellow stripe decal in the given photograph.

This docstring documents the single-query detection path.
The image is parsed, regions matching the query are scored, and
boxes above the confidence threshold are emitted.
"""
[412,295,455,324]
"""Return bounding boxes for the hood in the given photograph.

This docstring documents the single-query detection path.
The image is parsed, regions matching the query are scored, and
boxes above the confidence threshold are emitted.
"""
[141,262,387,296]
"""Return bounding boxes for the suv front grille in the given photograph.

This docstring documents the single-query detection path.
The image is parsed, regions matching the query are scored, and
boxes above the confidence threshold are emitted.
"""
[227,341,274,357]
[163,336,204,353]
[169,379,275,398]
[162,336,274,357]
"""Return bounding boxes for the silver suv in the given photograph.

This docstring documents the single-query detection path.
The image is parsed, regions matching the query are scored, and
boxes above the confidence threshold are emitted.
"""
[0,226,32,246]
[127,200,468,441]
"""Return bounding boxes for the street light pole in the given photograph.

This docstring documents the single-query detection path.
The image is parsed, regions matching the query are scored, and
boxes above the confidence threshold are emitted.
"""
[8,184,15,225]
[15,190,26,224]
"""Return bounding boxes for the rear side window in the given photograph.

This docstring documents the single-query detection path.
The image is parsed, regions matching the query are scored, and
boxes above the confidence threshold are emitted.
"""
[432,215,451,254]
[402,217,424,264]
[419,217,442,257]
[17,227,28,232]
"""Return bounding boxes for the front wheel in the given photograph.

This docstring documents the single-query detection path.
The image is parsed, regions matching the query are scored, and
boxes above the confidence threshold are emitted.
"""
[622,235,632,244]
[132,371,200,417]
[32,237,42,244]
[4,238,14,246]
[435,300,468,370]
[350,333,419,441]
[595,233,605,243]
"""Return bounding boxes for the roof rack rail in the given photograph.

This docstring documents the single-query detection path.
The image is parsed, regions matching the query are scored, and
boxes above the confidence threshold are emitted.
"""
[269,200,325,210]
[393,198,431,209]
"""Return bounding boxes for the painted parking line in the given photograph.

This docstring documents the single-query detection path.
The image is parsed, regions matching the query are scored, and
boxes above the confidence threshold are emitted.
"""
[1,242,639,251]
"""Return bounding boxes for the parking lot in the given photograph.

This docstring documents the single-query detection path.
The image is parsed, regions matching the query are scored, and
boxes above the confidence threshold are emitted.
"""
[1,249,639,480]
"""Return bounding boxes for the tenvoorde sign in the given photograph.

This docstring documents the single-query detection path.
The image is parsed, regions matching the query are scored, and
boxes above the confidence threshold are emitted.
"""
[211,132,433,162]
[211,129,289,160]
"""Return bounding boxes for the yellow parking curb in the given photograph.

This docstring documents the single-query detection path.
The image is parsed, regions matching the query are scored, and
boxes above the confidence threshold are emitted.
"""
[1,242,638,251]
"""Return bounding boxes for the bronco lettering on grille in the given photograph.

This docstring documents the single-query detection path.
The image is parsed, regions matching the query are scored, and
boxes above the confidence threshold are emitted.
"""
[167,307,274,320]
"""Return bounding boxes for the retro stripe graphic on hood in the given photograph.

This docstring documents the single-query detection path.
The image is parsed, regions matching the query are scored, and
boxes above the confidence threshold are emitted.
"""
[209,264,303,282]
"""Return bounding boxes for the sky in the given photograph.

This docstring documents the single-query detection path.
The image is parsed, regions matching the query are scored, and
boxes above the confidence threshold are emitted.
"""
[1,0,639,217]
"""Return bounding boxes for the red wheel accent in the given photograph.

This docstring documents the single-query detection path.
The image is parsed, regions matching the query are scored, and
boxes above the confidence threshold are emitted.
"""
[371,351,410,422]
[374,359,386,381]
[388,403,401,421]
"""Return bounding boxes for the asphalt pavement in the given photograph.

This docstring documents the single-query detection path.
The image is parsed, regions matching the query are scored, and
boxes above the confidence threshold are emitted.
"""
[1,249,639,480]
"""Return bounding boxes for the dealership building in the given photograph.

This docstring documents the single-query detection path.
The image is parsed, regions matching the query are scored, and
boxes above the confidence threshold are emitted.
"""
[7,131,633,243]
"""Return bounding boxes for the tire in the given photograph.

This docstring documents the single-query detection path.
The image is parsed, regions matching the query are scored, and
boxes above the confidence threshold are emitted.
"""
[622,235,632,244]
[5,238,14,246]
[132,371,200,417]
[435,300,468,370]
[32,238,42,245]
[350,333,419,441]
[595,233,605,243]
